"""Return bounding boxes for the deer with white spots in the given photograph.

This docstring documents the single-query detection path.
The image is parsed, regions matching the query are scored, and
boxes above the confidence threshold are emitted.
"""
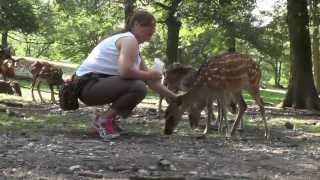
[158,63,215,133]
[164,52,269,139]
[159,63,239,134]
[30,61,64,104]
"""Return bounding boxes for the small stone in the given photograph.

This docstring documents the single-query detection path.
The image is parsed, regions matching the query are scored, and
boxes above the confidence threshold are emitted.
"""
[69,165,81,171]
[10,168,17,173]
[159,159,171,167]
[137,169,150,176]
[188,170,198,175]
[169,164,177,171]
[148,165,157,171]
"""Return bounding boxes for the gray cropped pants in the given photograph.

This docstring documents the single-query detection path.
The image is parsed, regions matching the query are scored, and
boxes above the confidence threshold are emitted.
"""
[79,76,147,118]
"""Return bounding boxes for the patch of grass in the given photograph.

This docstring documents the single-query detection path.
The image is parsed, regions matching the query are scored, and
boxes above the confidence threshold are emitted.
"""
[269,117,320,134]
[0,112,90,133]
[242,88,285,106]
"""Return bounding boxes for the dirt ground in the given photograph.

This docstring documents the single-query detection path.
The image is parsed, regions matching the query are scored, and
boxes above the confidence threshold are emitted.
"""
[0,102,320,180]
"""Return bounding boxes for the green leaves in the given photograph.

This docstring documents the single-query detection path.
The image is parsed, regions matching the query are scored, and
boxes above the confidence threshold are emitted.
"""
[0,0,39,33]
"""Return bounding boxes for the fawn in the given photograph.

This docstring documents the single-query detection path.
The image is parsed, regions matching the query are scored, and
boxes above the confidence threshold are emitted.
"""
[0,47,18,81]
[164,52,269,139]
[159,64,215,132]
[0,80,22,96]
[30,61,64,103]
[0,47,12,64]
[160,63,239,134]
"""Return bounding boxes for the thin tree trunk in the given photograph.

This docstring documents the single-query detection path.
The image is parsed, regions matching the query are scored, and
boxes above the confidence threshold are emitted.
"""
[283,0,320,110]
[166,17,181,64]
[165,0,182,64]
[124,0,136,29]
[1,31,8,48]
[311,0,320,93]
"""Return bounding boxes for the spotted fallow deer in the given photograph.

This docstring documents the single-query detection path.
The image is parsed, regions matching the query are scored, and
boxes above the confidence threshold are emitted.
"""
[159,63,219,132]
[164,52,269,139]
[0,47,18,81]
[30,61,64,103]
[0,80,22,96]
[160,63,240,134]
[0,47,12,64]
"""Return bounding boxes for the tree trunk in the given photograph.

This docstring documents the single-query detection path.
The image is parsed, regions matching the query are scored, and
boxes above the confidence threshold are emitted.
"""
[1,31,8,48]
[165,0,182,64]
[166,17,181,64]
[311,0,320,93]
[124,0,136,29]
[283,0,320,110]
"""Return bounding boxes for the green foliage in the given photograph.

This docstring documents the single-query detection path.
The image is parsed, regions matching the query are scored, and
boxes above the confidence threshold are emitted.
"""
[0,0,39,33]
[3,0,292,87]
[241,88,285,106]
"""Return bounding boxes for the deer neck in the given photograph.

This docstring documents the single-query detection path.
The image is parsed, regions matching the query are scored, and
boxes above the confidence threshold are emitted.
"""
[181,86,210,108]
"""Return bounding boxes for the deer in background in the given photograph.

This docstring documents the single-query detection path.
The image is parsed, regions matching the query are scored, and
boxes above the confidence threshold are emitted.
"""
[0,59,17,81]
[0,47,18,81]
[160,63,239,134]
[30,61,64,104]
[164,52,269,139]
[0,47,12,63]
[0,80,22,96]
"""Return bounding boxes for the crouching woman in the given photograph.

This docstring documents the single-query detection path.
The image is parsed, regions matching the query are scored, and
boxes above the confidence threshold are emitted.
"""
[75,9,176,141]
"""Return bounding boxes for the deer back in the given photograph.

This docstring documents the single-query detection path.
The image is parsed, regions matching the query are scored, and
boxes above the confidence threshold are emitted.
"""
[194,53,261,92]
[30,61,64,86]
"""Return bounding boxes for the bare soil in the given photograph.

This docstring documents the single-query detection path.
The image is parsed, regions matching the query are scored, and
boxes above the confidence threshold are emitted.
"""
[0,102,320,180]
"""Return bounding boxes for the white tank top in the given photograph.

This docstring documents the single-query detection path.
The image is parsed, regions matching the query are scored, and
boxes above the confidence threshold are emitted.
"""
[76,32,141,76]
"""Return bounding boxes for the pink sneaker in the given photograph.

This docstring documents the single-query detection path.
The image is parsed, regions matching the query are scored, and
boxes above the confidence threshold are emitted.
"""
[92,116,120,141]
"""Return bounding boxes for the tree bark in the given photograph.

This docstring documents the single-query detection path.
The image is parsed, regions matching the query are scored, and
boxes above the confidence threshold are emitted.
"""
[1,31,8,48]
[164,0,182,64]
[283,0,320,110]
[311,0,320,93]
[166,17,181,64]
[124,0,136,29]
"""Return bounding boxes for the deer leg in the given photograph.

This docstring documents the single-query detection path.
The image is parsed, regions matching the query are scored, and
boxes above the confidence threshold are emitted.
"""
[49,84,56,104]
[37,81,45,103]
[31,77,37,102]
[158,95,163,114]
[222,106,228,134]
[255,95,269,139]
[204,97,214,134]
[249,89,269,139]
[237,95,247,131]
[230,94,247,136]
[188,107,201,130]
[217,98,225,133]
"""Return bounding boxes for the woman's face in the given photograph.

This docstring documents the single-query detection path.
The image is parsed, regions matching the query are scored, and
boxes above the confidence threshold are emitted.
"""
[133,21,156,43]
